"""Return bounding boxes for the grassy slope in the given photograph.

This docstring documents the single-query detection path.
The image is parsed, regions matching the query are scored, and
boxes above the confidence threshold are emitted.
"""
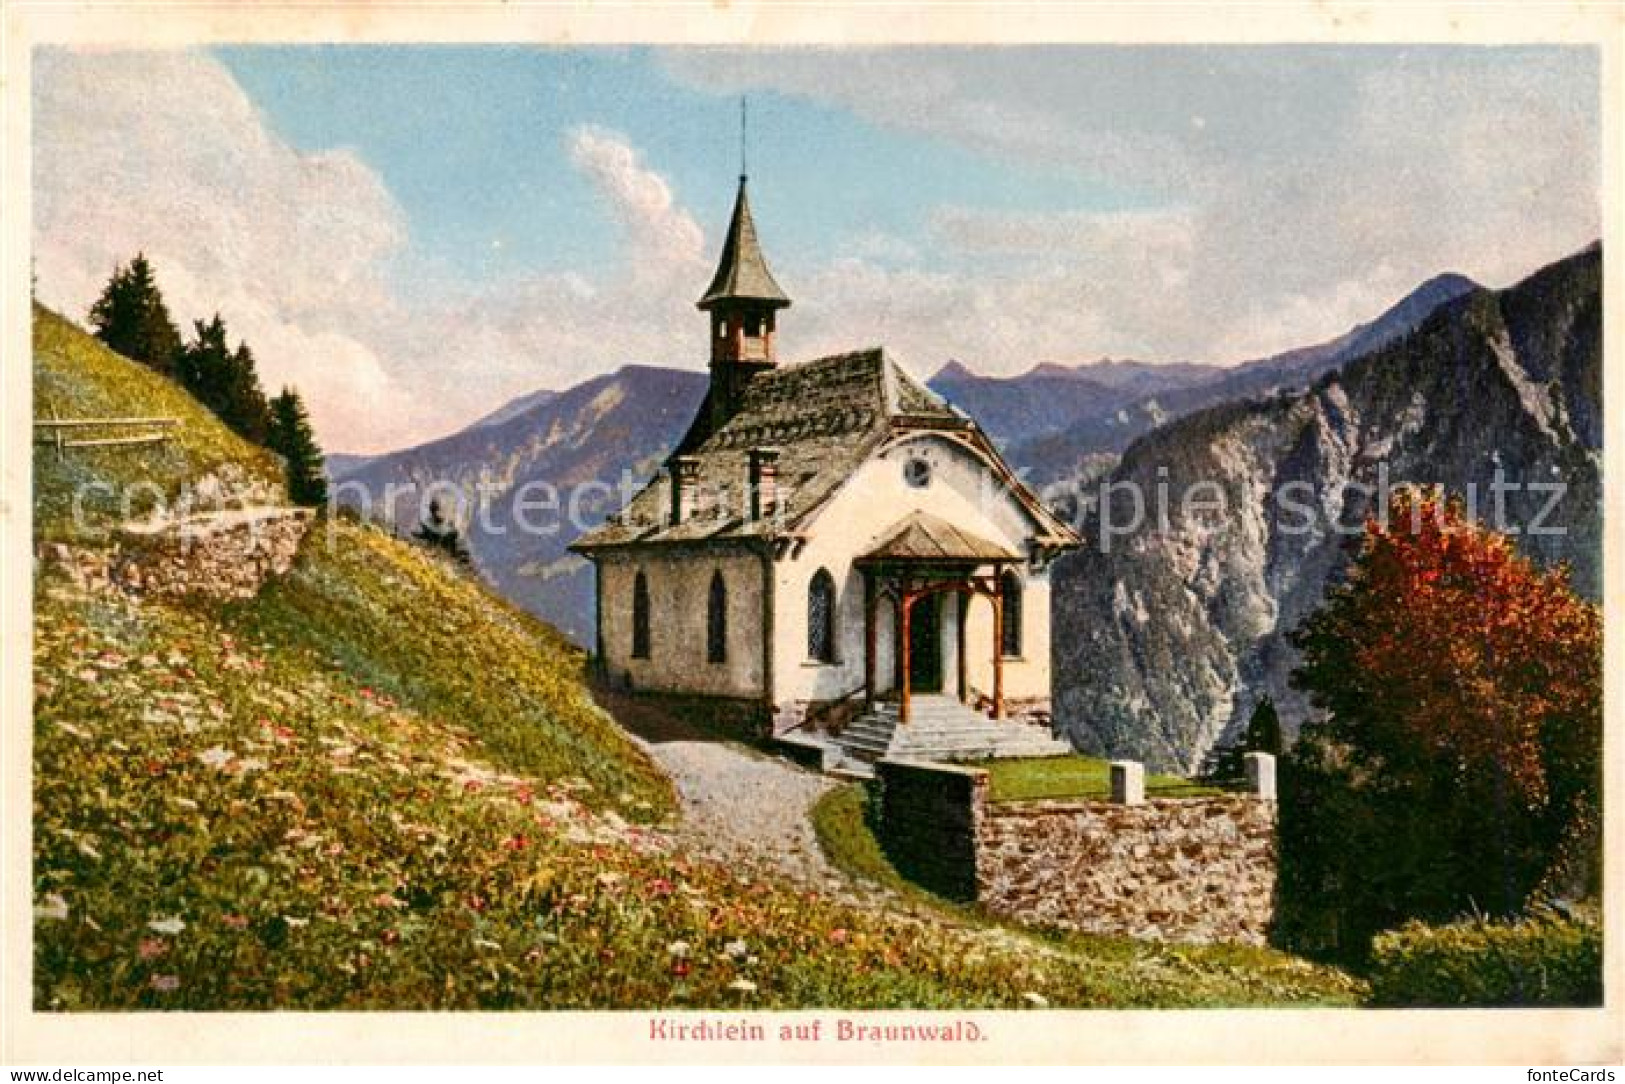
[236,516,673,812]
[34,524,1358,1009]
[972,756,1222,802]
[32,303,283,539]
[35,528,1359,1009]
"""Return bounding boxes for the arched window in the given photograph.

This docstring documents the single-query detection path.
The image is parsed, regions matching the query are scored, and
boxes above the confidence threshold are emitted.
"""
[807,569,837,663]
[707,570,728,664]
[631,571,651,659]
[1000,570,1023,658]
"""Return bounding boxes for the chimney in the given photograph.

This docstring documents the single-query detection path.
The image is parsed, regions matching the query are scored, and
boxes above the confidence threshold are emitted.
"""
[669,456,701,525]
[748,447,780,521]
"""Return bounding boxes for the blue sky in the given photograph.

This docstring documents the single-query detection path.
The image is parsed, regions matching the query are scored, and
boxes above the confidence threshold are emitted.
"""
[34,46,1599,451]
[216,46,1128,283]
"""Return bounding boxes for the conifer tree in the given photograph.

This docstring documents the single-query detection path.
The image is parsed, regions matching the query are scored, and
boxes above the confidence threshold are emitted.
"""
[88,253,182,375]
[178,315,273,445]
[267,388,328,508]
[413,498,472,566]
[1198,696,1285,784]
[224,342,273,445]
[177,315,233,418]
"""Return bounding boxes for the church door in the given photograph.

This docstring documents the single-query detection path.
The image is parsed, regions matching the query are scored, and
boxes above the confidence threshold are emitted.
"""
[908,593,943,693]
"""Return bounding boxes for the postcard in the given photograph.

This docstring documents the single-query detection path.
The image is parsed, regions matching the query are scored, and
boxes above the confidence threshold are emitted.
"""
[4,2,1622,1068]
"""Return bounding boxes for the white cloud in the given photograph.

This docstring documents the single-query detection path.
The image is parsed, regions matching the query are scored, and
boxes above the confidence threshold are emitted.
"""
[566,125,706,280]
[33,50,423,449]
[662,47,1600,367]
[33,52,731,451]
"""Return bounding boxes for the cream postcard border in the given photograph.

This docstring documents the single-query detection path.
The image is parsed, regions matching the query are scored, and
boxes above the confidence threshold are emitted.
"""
[2,1,1622,1065]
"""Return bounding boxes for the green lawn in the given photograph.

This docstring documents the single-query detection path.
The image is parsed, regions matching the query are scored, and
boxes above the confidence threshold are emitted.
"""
[971,755,1224,802]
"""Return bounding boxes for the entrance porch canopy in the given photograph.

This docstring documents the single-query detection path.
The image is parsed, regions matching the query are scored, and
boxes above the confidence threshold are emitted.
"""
[855,512,1022,725]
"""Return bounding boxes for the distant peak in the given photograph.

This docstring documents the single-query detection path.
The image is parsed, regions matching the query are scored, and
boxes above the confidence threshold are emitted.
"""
[932,359,979,382]
[1412,272,1480,299]
[1361,272,1481,336]
[1026,361,1081,379]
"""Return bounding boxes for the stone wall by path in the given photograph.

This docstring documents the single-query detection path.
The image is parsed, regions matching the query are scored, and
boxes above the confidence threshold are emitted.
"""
[874,759,987,901]
[37,507,313,600]
[872,757,1278,945]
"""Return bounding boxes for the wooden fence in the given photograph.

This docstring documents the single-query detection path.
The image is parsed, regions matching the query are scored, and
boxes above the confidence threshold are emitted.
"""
[34,417,179,457]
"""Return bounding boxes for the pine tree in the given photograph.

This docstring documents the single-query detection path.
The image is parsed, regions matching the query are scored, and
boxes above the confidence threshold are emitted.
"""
[224,342,273,446]
[413,498,472,566]
[177,315,233,416]
[178,315,273,445]
[88,253,182,375]
[1244,696,1283,757]
[266,388,328,508]
[1198,696,1285,785]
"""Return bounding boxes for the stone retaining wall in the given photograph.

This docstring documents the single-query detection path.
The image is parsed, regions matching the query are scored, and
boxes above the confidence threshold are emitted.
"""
[37,507,313,600]
[872,757,1278,945]
[977,795,1276,945]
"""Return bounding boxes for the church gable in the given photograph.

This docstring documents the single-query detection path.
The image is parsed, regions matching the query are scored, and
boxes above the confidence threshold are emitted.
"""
[797,427,1069,562]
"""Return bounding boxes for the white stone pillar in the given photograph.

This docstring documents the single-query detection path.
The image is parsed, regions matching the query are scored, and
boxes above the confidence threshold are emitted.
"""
[1110,760,1145,805]
[1245,752,1277,801]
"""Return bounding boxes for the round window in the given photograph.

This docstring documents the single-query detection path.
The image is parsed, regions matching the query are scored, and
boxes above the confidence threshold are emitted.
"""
[903,456,933,489]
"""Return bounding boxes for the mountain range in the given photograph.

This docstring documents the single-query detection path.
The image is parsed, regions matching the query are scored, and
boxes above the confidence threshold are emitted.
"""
[332,365,705,644]
[1051,244,1601,772]
[928,272,1481,485]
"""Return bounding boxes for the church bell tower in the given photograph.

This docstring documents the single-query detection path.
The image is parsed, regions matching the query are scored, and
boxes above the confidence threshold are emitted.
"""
[697,173,791,429]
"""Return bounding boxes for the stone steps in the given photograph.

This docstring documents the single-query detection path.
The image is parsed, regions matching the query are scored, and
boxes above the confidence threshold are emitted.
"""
[834,696,1073,765]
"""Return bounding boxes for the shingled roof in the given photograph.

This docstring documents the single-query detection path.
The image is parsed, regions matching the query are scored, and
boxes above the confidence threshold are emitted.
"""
[573,348,1079,551]
[697,177,790,310]
[576,348,1000,549]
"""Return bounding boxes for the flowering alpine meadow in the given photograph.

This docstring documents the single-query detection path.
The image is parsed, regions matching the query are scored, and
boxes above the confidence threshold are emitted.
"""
[33,517,1359,1009]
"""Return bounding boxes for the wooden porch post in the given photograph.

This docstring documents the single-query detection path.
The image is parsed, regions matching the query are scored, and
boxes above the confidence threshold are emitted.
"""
[863,573,876,709]
[956,593,968,703]
[992,590,1005,720]
[899,592,913,725]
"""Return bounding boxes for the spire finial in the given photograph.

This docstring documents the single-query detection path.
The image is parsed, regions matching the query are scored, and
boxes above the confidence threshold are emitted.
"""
[740,96,748,180]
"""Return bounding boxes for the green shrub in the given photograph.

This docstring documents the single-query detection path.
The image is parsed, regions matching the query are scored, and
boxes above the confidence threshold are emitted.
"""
[1368,905,1601,1007]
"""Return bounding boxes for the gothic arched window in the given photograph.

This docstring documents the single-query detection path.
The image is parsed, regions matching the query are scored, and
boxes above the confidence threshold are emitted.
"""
[707,570,728,664]
[1000,570,1023,658]
[631,571,651,659]
[807,569,837,663]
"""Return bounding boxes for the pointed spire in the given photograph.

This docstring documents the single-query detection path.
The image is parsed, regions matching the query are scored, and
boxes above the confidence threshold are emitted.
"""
[697,176,791,310]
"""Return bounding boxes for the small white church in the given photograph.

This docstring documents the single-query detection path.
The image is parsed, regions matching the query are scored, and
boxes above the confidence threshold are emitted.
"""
[572,173,1079,753]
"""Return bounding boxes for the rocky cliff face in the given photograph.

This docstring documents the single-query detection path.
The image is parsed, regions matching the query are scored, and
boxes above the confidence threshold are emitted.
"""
[1052,245,1601,774]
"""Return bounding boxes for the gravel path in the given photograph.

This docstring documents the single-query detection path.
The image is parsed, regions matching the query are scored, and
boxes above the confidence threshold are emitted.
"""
[595,692,881,901]
[647,740,846,888]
